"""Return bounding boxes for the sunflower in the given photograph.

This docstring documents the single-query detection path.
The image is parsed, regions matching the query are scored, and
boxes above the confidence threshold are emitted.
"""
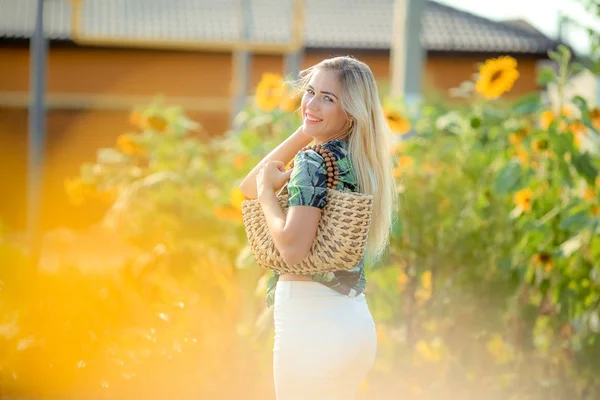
[515,146,529,165]
[508,126,530,145]
[590,108,600,131]
[475,56,520,99]
[531,139,549,152]
[383,107,411,134]
[255,73,283,111]
[142,114,169,133]
[540,106,572,131]
[116,134,147,157]
[508,134,521,145]
[569,120,587,135]
[279,82,302,113]
[514,188,533,212]
[534,252,553,272]
[568,120,588,148]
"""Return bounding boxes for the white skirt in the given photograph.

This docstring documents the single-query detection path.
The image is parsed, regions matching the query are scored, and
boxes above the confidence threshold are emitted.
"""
[273,281,377,400]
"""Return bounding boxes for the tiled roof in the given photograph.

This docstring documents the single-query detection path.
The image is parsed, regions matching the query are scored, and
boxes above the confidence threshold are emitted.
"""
[0,0,561,55]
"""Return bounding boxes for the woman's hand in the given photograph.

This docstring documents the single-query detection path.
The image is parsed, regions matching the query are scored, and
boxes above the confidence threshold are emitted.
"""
[256,161,293,199]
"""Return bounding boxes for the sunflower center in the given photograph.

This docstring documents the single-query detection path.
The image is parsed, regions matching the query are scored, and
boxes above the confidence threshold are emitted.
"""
[387,114,401,123]
[489,70,504,83]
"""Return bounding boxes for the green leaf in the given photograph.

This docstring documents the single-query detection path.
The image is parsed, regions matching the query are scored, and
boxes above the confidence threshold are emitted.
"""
[572,153,599,186]
[536,67,557,86]
[573,95,591,125]
[558,44,572,61]
[548,50,561,62]
[557,158,574,187]
[548,129,574,158]
[559,209,590,231]
[511,93,542,115]
[493,161,523,195]
[238,128,261,150]
[570,62,586,75]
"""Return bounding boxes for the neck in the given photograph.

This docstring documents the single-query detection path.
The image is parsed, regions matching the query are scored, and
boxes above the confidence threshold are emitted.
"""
[314,133,348,145]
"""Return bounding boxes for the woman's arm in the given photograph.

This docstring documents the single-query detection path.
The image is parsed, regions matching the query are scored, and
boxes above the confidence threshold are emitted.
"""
[256,151,327,267]
[258,189,321,266]
[239,126,312,199]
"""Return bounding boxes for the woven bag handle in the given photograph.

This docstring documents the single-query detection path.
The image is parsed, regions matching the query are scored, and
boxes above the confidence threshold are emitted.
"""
[289,144,340,189]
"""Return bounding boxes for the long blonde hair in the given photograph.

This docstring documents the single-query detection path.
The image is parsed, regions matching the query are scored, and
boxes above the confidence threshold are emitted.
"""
[296,56,397,264]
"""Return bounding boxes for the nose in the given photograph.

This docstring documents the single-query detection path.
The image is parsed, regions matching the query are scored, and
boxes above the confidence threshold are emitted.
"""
[305,94,320,112]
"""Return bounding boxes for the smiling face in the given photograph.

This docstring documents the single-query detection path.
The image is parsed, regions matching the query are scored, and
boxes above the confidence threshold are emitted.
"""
[301,69,349,144]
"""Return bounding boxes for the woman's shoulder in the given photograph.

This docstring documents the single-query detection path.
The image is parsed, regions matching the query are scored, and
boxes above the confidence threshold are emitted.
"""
[322,138,349,158]
[323,139,359,191]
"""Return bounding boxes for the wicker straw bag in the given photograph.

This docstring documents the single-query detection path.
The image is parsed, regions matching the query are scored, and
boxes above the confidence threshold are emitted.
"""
[241,144,373,274]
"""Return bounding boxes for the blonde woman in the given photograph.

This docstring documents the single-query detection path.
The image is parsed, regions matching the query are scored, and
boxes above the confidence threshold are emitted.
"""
[240,56,397,399]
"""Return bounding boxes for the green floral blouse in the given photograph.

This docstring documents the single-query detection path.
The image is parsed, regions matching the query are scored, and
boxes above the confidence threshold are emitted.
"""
[265,138,367,308]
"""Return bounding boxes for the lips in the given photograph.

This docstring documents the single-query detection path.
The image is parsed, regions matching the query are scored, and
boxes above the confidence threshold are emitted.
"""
[304,112,323,123]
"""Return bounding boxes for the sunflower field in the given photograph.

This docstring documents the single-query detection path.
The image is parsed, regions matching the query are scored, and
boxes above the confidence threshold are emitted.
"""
[1,45,600,399]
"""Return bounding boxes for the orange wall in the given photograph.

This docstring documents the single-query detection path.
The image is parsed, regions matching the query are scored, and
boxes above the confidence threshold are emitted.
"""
[0,47,233,97]
[0,45,543,231]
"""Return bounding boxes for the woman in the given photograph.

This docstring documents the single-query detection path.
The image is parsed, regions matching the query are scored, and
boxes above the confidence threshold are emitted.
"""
[240,56,397,399]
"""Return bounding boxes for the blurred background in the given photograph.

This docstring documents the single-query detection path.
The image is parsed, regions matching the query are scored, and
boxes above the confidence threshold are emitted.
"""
[0,0,599,399]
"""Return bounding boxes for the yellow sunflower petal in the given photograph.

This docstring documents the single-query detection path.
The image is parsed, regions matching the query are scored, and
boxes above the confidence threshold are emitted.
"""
[256,73,284,111]
[279,82,302,113]
[383,107,410,134]
[476,56,520,99]
[116,134,147,157]
[514,188,533,212]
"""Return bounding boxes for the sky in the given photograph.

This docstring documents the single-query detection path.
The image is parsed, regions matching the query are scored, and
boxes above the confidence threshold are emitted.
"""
[435,0,599,55]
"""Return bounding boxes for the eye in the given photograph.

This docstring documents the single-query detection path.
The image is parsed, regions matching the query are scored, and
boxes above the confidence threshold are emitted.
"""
[323,95,333,102]
[306,88,315,95]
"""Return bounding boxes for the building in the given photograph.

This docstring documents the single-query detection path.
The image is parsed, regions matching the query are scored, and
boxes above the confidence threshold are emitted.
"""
[0,0,562,230]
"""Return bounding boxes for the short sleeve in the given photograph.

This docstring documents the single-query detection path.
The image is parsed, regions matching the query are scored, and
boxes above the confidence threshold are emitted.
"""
[287,150,328,209]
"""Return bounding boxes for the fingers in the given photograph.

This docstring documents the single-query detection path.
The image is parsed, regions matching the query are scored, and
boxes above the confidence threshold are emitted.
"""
[283,168,293,179]
[265,160,284,170]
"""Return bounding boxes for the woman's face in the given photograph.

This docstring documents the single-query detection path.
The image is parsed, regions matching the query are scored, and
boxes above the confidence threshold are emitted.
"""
[301,69,348,144]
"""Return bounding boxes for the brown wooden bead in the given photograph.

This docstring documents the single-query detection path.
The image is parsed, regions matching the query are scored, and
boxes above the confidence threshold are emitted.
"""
[334,170,339,176]
[327,167,333,172]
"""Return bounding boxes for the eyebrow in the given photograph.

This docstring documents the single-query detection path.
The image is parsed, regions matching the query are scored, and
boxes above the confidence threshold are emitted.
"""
[307,85,339,100]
